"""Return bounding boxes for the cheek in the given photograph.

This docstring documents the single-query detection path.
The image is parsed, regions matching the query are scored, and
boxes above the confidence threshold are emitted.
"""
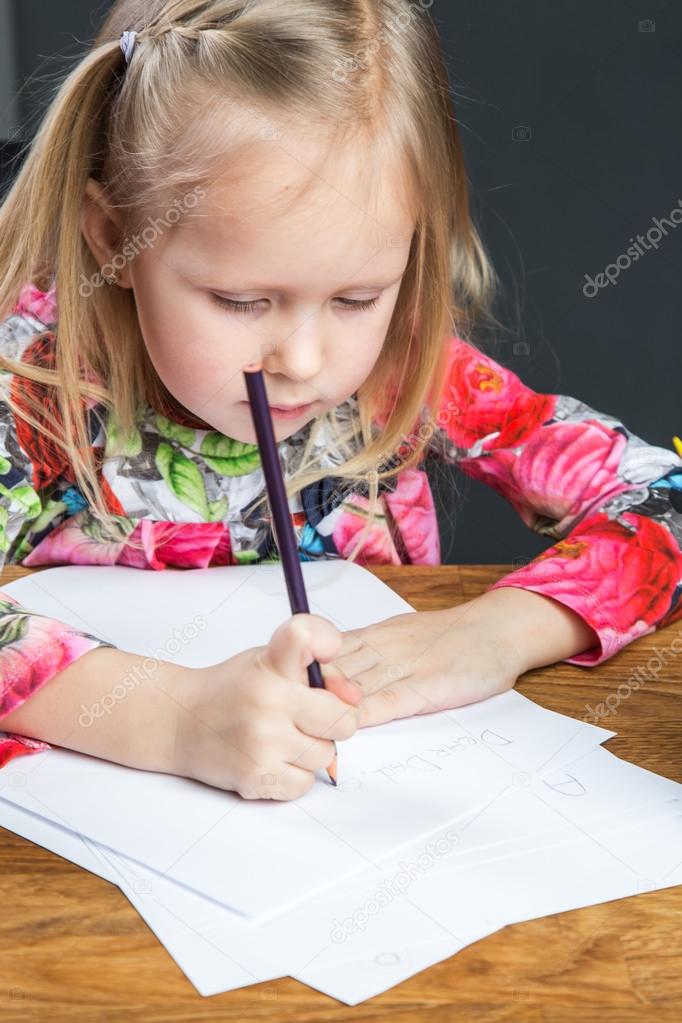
[148,334,242,406]
[136,298,241,402]
[347,323,389,380]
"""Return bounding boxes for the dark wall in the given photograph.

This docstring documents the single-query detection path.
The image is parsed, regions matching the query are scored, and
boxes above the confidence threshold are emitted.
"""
[425,0,681,563]
[1,1,679,564]
[9,0,113,137]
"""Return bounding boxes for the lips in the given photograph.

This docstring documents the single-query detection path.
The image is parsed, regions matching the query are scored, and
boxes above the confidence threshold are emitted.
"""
[270,404,310,411]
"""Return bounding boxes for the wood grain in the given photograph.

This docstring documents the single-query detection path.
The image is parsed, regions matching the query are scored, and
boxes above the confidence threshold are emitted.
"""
[0,563,680,1022]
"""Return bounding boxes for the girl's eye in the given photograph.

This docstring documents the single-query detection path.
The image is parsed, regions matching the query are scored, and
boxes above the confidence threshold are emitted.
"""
[210,294,379,314]
[210,294,262,314]
[336,297,379,312]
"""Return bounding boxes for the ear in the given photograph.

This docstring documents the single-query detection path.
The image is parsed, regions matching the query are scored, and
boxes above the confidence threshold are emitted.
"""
[80,177,133,289]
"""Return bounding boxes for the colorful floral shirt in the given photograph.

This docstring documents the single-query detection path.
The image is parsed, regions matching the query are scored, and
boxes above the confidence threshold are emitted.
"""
[1,283,681,768]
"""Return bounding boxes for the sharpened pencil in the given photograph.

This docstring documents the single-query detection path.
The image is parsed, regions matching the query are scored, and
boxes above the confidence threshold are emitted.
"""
[243,362,338,786]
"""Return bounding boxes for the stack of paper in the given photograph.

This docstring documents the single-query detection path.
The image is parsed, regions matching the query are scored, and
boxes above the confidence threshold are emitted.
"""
[0,563,680,1005]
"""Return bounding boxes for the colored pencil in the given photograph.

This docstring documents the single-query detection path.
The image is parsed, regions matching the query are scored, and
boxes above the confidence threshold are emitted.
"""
[243,363,338,786]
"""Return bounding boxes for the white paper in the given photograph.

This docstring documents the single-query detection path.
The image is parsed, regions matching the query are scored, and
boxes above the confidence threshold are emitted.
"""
[298,805,682,1004]
[81,746,679,986]
[0,797,115,884]
[0,561,417,665]
[0,799,285,992]
[3,561,675,1003]
[0,556,612,920]
[2,749,679,1002]
[0,687,611,919]
[333,743,682,892]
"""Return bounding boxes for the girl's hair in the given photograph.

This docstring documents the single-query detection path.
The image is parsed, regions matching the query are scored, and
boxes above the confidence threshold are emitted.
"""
[0,0,503,564]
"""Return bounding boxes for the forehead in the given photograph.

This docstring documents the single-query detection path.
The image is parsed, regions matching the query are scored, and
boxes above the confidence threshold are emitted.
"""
[170,126,416,279]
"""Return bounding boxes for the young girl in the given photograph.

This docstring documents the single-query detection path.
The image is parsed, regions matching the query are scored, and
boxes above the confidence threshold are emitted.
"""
[0,0,680,801]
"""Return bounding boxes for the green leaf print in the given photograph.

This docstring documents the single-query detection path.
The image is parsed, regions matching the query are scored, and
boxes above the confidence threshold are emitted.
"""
[199,433,261,477]
[0,482,42,519]
[0,506,8,554]
[234,548,260,564]
[0,607,28,648]
[105,411,143,458]
[207,497,229,522]
[7,485,41,519]
[81,513,136,543]
[22,496,68,536]
[156,443,210,519]
[0,455,10,475]
[154,413,196,449]
[12,536,34,561]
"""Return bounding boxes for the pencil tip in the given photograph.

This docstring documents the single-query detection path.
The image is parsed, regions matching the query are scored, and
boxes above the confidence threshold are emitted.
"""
[327,756,338,786]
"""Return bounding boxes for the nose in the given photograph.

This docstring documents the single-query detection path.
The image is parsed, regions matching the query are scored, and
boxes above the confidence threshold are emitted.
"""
[260,313,325,388]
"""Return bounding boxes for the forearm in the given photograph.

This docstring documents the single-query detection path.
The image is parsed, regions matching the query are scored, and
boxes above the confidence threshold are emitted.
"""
[455,585,600,673]
[0,646,183,773]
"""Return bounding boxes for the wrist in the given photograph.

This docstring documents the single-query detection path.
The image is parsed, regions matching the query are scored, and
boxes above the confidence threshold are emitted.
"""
[448,585,600,674]
[155,660,198,779]
[83,650,187,775]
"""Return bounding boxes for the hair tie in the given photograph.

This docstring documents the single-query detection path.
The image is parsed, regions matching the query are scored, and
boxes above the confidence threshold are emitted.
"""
[119,30,138,67]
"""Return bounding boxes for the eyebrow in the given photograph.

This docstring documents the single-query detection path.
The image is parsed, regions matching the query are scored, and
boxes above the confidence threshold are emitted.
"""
[179,265,408,293]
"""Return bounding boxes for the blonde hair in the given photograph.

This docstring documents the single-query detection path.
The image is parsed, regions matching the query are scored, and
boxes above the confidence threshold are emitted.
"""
[0,0,502,563]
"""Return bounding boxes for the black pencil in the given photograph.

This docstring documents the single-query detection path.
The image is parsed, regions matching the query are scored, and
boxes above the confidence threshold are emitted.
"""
[242,362,337,786]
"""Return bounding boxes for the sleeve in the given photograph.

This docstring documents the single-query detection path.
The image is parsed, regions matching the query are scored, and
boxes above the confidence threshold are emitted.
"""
[422,335,682,666]
[0,369,114,769]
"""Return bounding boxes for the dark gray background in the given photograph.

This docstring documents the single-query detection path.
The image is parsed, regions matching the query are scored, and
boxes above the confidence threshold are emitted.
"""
[1,0,679,565]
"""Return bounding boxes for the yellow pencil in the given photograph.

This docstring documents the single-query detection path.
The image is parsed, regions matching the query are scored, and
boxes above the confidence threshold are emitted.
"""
[674,436,682,458]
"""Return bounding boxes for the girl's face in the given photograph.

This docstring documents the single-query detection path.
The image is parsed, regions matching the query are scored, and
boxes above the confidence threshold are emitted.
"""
[88,134,416,442]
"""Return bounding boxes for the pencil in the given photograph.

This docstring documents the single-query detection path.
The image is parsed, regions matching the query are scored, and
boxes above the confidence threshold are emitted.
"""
[242,362,338,786]
[673,436,682,459]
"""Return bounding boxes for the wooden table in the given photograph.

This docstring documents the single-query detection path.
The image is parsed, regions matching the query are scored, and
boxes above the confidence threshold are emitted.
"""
[0,563,680,1022]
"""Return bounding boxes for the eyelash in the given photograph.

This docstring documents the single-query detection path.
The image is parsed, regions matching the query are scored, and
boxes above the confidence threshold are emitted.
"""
[210,294,379,314]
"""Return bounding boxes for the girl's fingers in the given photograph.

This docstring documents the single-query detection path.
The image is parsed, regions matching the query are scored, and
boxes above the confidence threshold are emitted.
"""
[326,644,383,683]
[319,664,364,706]
[286,729,338,773]
[356,679,432,728]
[239,762,317,801]
[293,684,359,742]
[260,614,343,686]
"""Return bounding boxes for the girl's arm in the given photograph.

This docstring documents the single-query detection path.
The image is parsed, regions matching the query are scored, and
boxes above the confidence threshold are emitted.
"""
[0,577,118,770]
[0,312,117,767]
[421,335,682,666]
[0,645,181,772]
[445,582,601,673]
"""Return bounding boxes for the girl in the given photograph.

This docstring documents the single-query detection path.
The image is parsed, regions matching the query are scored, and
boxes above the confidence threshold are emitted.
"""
[0,0,680,801]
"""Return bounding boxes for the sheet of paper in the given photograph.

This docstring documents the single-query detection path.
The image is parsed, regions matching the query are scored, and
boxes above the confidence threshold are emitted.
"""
[74,792,682,997]
[0,740,605,987]
[0,561,419,666]
[93,799,682,991]
[83,752,678,990]
[2,754,679,1000]
[0,562,613,918]
[340,744,682,890]
[0,798,116,885]
[0,687,611,920]
[78,747,678,985]
[4,559,661,993]
[297,806,682,1005]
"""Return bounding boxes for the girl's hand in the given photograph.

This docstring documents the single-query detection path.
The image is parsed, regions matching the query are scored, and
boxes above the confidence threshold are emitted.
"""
[324,604,524,728]
[170,614,362,800]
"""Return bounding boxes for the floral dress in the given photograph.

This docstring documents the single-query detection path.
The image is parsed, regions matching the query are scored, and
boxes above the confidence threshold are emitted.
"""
[1,283,681,767]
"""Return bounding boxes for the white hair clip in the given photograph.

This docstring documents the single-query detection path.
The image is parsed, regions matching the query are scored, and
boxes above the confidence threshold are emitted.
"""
[119,30,138,67]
